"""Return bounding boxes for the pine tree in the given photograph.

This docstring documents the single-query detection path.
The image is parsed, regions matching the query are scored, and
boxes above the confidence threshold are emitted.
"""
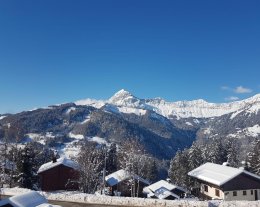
[145,158,158,182]
[247,139,260,175]
[205,139,226,164]
[168,149,190,188]
[225,139,240,167]
[106,143,117,174]
[188,142,204,170]
[0,129,9,187]
[16,144,37,189]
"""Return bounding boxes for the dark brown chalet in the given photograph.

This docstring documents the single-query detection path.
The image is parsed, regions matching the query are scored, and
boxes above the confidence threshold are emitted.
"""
[37,157,79,191]
[188,162,260,201]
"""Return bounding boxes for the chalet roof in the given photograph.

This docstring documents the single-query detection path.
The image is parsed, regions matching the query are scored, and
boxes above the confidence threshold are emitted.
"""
[143,180,187,195]
[37,157,79,174]
[188,162,260,186]
[147,187,180,200]
[105,169,150,187]
[0,191,61,207]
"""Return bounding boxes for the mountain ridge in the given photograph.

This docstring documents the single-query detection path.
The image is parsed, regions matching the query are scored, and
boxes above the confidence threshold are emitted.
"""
[75,89,260,119]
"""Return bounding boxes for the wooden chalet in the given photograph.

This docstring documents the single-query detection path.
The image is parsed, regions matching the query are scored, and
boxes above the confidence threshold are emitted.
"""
[105,169,150,197]
[188,162,260,201]
[37,157,79,191]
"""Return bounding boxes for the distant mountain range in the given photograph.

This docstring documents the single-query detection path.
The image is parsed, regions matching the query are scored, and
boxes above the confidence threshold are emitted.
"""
[0,89,259,159]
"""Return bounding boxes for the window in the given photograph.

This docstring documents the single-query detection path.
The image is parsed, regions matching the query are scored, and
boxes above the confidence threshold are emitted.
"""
[233,191,237,196]
[243,191,247,196]
[251,190,254,195]
[215,189,220,197]
[204,185,208,192]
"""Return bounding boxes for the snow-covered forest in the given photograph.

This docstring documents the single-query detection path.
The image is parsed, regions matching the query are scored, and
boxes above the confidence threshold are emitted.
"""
[1,136,260,195]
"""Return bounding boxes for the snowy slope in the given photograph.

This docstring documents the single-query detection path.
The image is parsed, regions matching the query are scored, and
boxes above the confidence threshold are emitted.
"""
[75,89,260,118]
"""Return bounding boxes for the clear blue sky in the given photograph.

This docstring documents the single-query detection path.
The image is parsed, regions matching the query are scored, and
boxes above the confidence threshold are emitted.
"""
[0,0,260,113]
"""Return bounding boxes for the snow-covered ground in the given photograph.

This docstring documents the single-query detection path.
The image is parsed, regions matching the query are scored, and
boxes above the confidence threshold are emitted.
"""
[26,132,55,145]
[68,132,84,140]
[1,188,260,207]
[227,124,260,139]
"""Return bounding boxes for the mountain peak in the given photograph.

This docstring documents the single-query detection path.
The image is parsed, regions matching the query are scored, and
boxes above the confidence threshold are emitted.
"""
[109,89,134,101]
[113,89,132,97]
[109,89,140,106]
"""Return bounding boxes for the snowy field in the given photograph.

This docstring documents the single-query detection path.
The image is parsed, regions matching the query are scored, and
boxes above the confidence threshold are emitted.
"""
[1,188,260,207]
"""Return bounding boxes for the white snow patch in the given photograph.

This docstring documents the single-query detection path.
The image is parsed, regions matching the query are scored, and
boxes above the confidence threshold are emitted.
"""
[246,125,260,137]
[203,128,211,135]
[185,122,193,126]
[0,116,6,120]
[26,132,55,145]
[75,98,105,109]
[68,132,84,140]
[230,109,243,119]
[117,106,146,116]
[56,140,80,159]
[193,119,200,124]
[0,190,60,207]
[88,136,108,145]
[66,107,76,114]
[81,115,91,124]
[246,103,260,114]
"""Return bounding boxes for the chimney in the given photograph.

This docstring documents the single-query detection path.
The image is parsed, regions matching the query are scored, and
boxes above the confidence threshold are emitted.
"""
[239,161,249,170]
[52,156,57,163]
[52,150,58,163]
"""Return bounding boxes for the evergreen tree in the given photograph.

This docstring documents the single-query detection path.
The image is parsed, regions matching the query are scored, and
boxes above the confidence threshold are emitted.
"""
[0,129,9,187]
[247,139,260,175]
[168,149,190,188]
[188,142,204,170]
[106,143,117,174]
[16,144,37,189]
[205,139,226,164]
[225,139,240,167]
[145,158,158,182]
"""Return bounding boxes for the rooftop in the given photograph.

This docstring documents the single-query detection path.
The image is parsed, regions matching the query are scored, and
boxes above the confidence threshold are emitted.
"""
[188,162,260,186]
[105,169,150,187]
[37,157,79,174]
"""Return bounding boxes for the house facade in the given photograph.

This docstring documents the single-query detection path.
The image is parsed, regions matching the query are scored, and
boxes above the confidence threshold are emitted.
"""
[188,163,260,201]
[37,157,79,191]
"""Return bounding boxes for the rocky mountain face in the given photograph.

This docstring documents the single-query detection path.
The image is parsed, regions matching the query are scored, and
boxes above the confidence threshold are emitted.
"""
[0,90,259,160]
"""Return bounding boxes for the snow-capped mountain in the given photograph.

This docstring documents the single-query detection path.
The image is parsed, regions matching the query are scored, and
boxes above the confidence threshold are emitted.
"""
[76,89,260,119]
[0,89,259,160]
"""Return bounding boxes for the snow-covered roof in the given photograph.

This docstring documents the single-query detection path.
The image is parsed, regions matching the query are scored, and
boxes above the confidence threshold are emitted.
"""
[0,191,61,207]
[143,180,187,195]
[105,169,150,186]
[155,187,180,200]
[188,162,260,186]
[37,157,79,174]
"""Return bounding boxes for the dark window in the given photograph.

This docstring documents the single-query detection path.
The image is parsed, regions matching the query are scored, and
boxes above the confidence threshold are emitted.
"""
[204,185,208,192]
[251,190,254,195]
[243,191,247,196]
[215,189,220,197]
[233,191,237,196]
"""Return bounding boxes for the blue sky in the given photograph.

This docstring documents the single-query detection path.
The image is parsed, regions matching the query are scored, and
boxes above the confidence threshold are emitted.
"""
[0,0,259,113]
